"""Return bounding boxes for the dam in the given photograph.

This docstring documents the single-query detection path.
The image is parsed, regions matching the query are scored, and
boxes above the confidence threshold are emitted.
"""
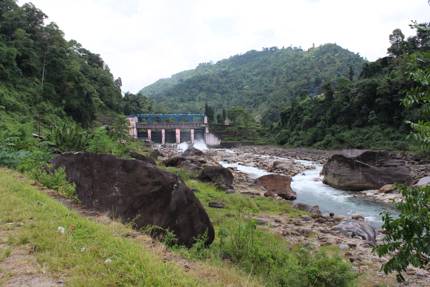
[127,113,220,145]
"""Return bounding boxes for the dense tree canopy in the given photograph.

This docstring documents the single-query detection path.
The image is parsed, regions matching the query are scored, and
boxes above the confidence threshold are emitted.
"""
[275,23,430,150]
[0,0,138,129]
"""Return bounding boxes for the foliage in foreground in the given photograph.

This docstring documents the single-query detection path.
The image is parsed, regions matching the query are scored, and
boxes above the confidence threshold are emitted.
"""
[376,22,430,282]
[172,216,356,287]
[375,185,430,281]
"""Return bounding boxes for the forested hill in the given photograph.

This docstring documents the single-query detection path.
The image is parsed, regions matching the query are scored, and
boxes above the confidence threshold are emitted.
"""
[0,0,150,131]
[140,44,366,118]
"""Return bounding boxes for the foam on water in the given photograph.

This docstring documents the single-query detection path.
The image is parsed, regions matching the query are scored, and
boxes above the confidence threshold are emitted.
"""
[193,139,208,151]
[219,156,398,228]
[291,163,398,227]
[177,142,189,152]
[219,161,271,179]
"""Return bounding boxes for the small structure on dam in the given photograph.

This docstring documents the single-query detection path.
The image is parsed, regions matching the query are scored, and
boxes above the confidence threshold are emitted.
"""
[127,113,221,145]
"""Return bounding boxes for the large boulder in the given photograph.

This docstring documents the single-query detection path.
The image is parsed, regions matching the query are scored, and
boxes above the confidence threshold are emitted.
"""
[198,166,234,190]
[322,150,413,191]
[182,147,204,157]
[256,174,297,200]
[333,219,377,242]
[52,152,214,247]
[129,151,156,165]
[293,203,321,216]
[163,156,208,173]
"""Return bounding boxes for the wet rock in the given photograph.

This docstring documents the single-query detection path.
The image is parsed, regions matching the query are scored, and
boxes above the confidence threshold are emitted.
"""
[198,166,234,190]
[322,150,413,191]
[333,219,376,242]
[208,201,225,209]
[293,203,322,216]
[52,152,214,247]
[256,174,297,200]
[182,147,204,157]
[271,160,294,172]
[163,156,211,173]
[351,214,364,221]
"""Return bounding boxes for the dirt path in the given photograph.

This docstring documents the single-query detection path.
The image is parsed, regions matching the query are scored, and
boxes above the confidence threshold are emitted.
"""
[0,224,63,287]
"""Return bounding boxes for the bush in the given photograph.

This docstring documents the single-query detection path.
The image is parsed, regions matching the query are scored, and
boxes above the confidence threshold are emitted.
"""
[217,219,356,287]
[0,147,32,168]
[178,214,356,287]
[87,127,128,156]
[375,185,430,282]
[47,121,89,152]
[31,166,76,198]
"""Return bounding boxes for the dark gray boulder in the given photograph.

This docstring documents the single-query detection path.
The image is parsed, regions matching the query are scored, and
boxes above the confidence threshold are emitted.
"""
[163,156,208,173]
[52,152,214,247]
[198,166,234,190]
[182,147,204,157]
[322,150,413,191]
[293,203,321,216]
[129,151,156,165]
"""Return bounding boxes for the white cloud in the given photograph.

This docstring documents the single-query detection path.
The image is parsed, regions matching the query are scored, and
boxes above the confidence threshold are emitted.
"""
[19,0,430,93]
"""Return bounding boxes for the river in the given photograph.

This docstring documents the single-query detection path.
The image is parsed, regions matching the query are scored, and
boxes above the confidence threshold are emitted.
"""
[219,155,398,228]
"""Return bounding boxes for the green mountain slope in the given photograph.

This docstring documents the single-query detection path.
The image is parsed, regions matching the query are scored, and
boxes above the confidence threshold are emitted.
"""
[140,44,366,119]
[0,0,124,132]
[275,23,430,150]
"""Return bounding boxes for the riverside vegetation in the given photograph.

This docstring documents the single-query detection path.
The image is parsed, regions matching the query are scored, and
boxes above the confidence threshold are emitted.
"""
[1,0,430,286]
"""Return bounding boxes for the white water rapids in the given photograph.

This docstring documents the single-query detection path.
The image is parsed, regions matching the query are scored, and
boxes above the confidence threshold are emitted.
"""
[219,157,397,228]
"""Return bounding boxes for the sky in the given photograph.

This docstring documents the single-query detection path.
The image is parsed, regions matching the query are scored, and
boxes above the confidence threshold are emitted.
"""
[19,0,430,93]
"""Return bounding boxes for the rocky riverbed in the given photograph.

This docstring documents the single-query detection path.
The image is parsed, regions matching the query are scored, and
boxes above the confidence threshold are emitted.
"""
[155,143,430,286]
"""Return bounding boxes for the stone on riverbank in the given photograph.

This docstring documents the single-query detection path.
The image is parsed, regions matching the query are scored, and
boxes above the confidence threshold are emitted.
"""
[322,150,413,191]
[198,166,234,190]
[52,152,214,247]
[415,176,430,187]
[293,203,322,216]
[333,219,376,242]
[256,174,297,200]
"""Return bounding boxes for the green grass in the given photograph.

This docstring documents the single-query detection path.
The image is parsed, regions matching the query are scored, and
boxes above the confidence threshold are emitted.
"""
[163,166,305,221]
[162,167,357,287]
[0,168,224,286]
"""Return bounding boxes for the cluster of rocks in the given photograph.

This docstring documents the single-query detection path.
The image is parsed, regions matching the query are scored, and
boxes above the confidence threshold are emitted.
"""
[209,148,309,177]
[255,206,430,286]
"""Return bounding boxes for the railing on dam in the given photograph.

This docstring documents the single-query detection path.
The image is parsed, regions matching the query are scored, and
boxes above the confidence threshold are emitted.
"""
[136,122,206,129]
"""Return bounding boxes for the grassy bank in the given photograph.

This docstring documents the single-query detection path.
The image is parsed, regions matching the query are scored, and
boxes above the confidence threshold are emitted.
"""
[0,168,259,286]
[163,167,357,287]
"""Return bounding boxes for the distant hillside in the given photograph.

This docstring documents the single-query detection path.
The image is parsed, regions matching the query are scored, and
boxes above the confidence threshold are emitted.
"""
[140,44,366,121]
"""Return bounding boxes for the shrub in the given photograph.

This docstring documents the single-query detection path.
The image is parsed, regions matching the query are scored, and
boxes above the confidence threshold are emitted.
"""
[375,185,430,282]
[87,127,128,156]
[31,166,76,198]
[183,215,356,287]
[0,147,31,168]
[47,121,89,152]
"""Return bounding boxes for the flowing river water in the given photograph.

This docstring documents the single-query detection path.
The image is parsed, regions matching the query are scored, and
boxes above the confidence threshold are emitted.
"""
[218,153,398,228]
